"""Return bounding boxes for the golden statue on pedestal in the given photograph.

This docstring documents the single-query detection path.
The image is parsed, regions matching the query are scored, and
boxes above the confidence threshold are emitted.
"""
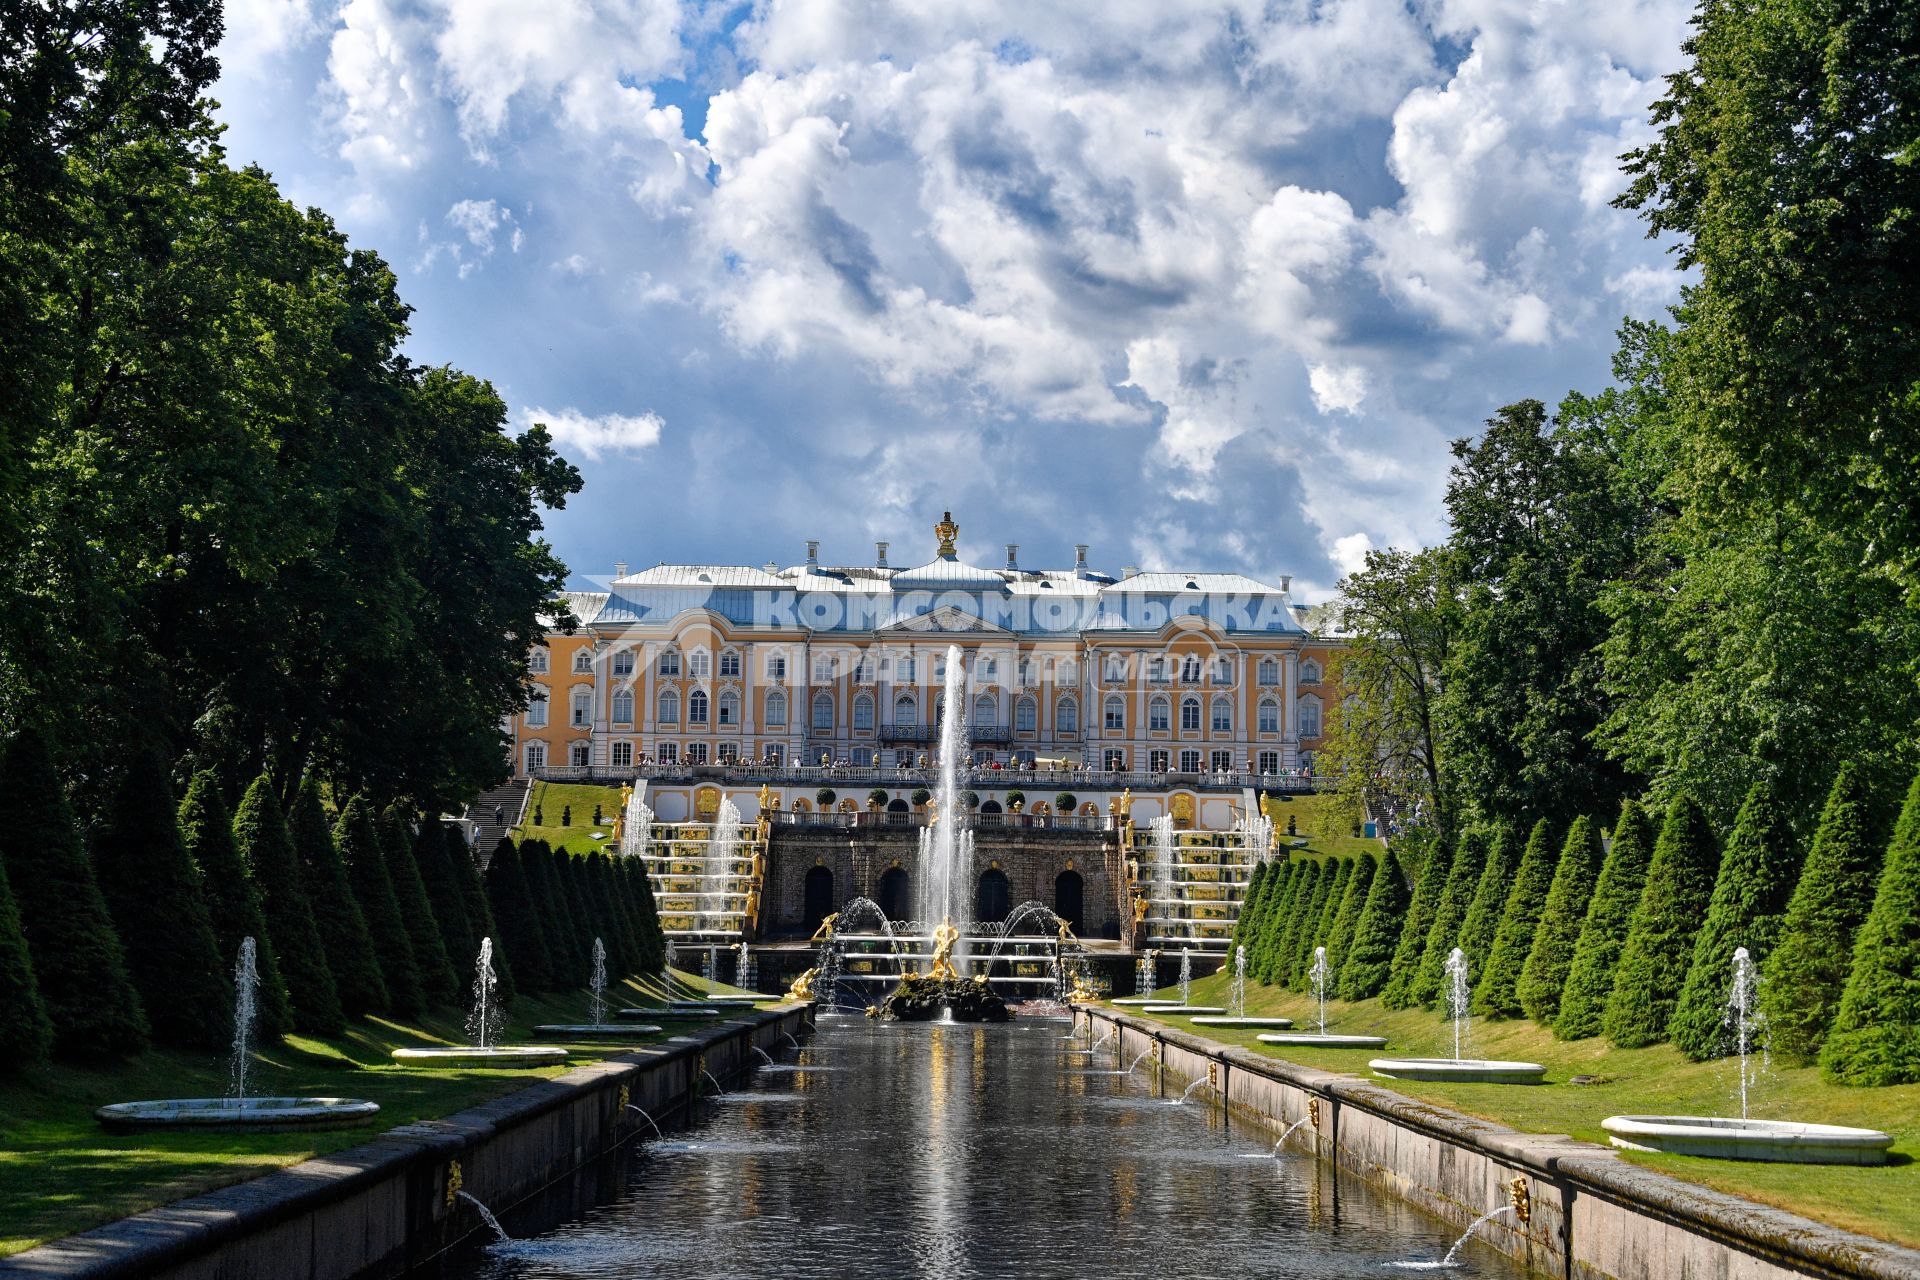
[810,911,839,943]
[1111,788,1134,818]
[613,783,632,842]
[928,917,961,981]
[757,782,773,812]
[787,967,817,1001]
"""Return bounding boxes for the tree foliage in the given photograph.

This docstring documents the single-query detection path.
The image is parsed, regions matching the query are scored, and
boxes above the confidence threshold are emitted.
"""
[1556,799,1655,1040]
[1412,828,1487,1008]
[1475,819,1559,1019]
[0,854,53,1072]
[383,807,460,1007]
[291,783,387,1015]
[1455,826,1521,982]
[1339,849,1410,1001]
[337,796,424,1017]
[1384,836,1450,1008]
[233,774,342,1035]
[1518,816,1604,1025]
[180,770,292,1039]
[1604,794,1720,1048]
[1821,773,1920,1086]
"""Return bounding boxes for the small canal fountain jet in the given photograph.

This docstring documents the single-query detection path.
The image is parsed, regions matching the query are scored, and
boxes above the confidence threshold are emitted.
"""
[97,938,380,1133]
[1390,1179,1532,1272]
[1602,947,1893,1164]
[1190,943,1296,1028]
[1369,948,1543,1083]
[1255,947,1385,1048]
[535,938,665,1039]
[393,939,569,1068]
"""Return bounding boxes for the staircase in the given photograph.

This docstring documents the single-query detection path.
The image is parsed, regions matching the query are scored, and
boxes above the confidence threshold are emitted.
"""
[466,777,530,855]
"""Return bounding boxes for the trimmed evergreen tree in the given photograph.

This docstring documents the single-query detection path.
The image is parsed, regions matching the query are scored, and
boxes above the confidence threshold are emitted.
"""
[1318,857,1371,985]
[1384,836,1451,1008]
[1474,819,1559,1019]
[463,838,514,1002]
[0,729,146,1059]
[382,807,460,1006]
[414,822,476,986]
[1244,862,1289,976]
[1291,859,1346,988]
[1231,862,1270,958]
[627,858,667,974]
[1763,763,1889,1062]
[1603,794,1720,1048]
[486,839,553,992]
[1339,847,1411,1001]
[0,855,53,1071]
[1456,826,1522,981]
[594,854,645,976]
[291,781,389,1015]
[1555,799,1654,1041]
[180,771,292,1039]
[1261,860,1316,984]
[531,844,588,987]
[1819,771,1920,1085]
[337,796,424,1016]
[1413,829,1488,1007]
[1671,779,1803,1060]
[1517,816,1604,1026]
[91,752,231,1051]
[233,775,343,1035]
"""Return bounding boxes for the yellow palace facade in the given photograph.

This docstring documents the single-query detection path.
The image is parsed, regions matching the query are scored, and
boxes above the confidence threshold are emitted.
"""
[512,513,1342,785]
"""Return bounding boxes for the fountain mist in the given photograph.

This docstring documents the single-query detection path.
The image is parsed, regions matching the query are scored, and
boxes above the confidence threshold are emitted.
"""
[467,938,504,1050]
[1443,948,1471,1062]
[1230,945,1247,1019]
[589,937,607,1026]
[916,644,972,959]
[228,938,260,1108]
[1309,947,1332,1036]
[1725,947,1768,1121]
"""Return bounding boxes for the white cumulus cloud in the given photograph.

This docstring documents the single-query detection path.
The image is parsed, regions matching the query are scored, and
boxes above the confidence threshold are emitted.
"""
[529,407,665,460]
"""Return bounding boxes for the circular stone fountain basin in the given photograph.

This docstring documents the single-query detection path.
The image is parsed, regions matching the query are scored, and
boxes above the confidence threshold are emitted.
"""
[1258,1032,1387,1048]
[1190,1016,1295,1029]
[676,996,760,1007]
[533,1024,664,1038]
[1109,997,1166,1006]
[1369,1057,1545,1083]
[390,1046,568,1068]
[1141,1004,1228,1015]
[1601,1115,1894,1165]
[96,1097,380,1133]
[620,1006,720,1018]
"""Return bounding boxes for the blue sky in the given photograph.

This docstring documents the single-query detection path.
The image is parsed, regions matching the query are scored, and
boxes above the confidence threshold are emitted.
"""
[210,0,1692,601]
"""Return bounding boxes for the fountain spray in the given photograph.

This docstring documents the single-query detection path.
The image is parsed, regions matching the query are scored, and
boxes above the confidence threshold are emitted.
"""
[1726,947,1768,1121]
[1309,947,1332,1036]
[1231,945,1247,1019]
[1179,949,1193,1007]
[467,938,503,1050]
[228,937,260,1108]
[589,937,607,1026]
[1443,948,1471,1062]
[916,644,973,968]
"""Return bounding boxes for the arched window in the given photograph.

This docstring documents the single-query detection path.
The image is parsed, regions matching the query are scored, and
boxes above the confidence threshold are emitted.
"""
[1058,658,1078,686]
[1210,695,1232,733]
[1258,697,1280,734]
[658,649,681,676]
[853,693,875,731]
[1103,695,1125,731]
[803,866,836,932]
[573,649,593,673]
[688,689,709,724]
[1149,695,1170,732]
[526,694,548,728]
[1214,656,1233,684]
[1014,695,1037,733]
[689,650,710,678]
[1180,654,1201,683]
[1056,696,1079,734]
[1179,696,1201,732]
[973,694,996,727]
[765,689,787,726]
[571,741,590,767]
[766,651,787,680]
[1054,870,1085,934]
[812,691,834,731]
[717,690,739,725]
[877,867,910,923]
[612,689,634,723]
[612,648,634,676]
[976,869,1011,924]
[1299,694,1322,739]
[571,687,592,727]
[719,649,741,678]
[1257,657,1279,687]
[893,693,918,726]
[1300,659,1322,684]
[529,648,549,674]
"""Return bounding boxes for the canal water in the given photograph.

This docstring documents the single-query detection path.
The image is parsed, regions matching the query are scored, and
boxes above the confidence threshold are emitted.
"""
[440,1017,1531,1278]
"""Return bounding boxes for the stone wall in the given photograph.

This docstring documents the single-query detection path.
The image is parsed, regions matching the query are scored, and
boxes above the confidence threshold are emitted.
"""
[765,824,1124,937]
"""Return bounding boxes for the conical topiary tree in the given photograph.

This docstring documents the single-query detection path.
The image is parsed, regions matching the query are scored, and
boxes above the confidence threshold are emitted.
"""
[233,775,342,1035]
[1671,778,1803,1060]
[1518,816,1604,1026]
[382,807,460,1007]
[337,796,424,1017]
[531,844,588,988]
[1820,771,1920,1086]
[1252,862,1298,984]
[91,752,231,1051]
[0,728,147,1059]
[180,770,292,1039]
[1384,836,1451,1008]
[1231,862,1271,958]
[594,853,645,977]
[1290,858,1344,987]
[0,855,53,1072]
[464,838,514,1003]
[414,822,476,986]
[1555,799,1654,1041]
[1318,857,1371,984]
[1339,848,1411,1001]
[1456,826,1522,983]
[1604,794,1720,1048]
[1474,819,1560,1019]
[486,839,553,992]
[291,781,388,1016]
[627,858,667,974]
[1413,829,1488,1007]
[1763,763,1889,1062]
[1263,860,1317,985]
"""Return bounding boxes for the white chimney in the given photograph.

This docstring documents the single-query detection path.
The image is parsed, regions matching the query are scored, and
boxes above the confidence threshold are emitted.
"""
[876,541,889,567]
[806,540,819,568]
[614,562,628,579]
[1074,544,1089,571]
[1281,574,1293,593]
[1005,543,1019,569]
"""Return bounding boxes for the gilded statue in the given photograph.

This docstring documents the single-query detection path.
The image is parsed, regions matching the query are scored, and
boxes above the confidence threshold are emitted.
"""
[810,911,839,943]
[787,967,817,1001]
[1112,788,1134,818]
[1132,896,1150,924]
[757,783,773,812]
[1056,917,1076,947]
[928,917,961,981]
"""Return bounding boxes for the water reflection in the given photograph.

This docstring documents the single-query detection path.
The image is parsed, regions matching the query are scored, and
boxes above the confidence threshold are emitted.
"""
[452,1021,1528,1279]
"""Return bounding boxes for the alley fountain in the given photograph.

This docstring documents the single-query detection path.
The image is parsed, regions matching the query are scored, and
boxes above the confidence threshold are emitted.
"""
[1368,948,1543,1082]
[1255,946,1386,1049]
[535,938,664,1038]
[393,938,569,1068]
[1601,948,1892,1163]
[98,938,380,1132]
[1192,944,1297,1029]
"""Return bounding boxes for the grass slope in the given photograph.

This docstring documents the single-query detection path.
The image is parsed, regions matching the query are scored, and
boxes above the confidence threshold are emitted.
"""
[1122,969,1920,1249]
[1261,792,1385,859]
[0,968,769,1257]
[515,783,628,855]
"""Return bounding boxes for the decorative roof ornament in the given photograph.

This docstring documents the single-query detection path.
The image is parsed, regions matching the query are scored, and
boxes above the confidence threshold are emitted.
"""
[934,510,959,558]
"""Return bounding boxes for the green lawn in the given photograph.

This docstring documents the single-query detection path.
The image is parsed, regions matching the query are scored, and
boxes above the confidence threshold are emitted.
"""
[1124,970,1920,1248]
[1260,791,1383,859]
[513,781,628,854]
[0,969,770,1257]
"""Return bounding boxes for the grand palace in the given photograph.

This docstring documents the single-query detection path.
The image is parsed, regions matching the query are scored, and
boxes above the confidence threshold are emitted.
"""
[511,512,1345,794]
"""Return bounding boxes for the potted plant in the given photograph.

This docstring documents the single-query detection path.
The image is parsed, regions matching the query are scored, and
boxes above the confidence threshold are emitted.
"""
[1056,792,1077,814]
[1007,789,1025,812]
[911,787,932,808]
[867,787,888,810]
[817,787,837,808]
[962,790,980,809]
